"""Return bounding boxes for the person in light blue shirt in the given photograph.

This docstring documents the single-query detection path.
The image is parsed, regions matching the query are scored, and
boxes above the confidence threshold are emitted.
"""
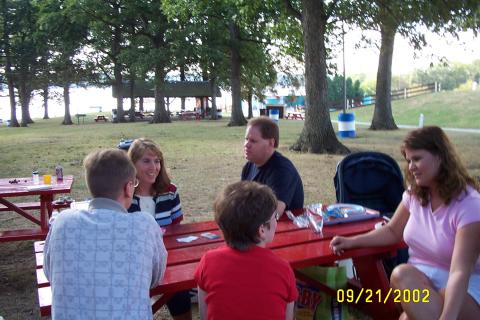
[44,149,167,320]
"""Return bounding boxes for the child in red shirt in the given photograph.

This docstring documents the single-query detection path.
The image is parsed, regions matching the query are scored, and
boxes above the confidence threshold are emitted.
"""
[194,181,298,320]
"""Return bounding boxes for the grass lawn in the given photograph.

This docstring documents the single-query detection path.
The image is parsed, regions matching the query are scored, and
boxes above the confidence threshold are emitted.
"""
[1,94,479,319]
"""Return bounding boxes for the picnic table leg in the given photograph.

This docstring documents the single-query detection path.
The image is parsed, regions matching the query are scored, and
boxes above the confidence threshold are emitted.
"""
[352,255,401,320]
[40,194,54,230]
[151,292,174,314]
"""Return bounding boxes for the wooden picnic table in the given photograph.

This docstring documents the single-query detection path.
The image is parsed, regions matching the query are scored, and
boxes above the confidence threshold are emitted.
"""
[285,112,305,120]
[94,115,108,122]
[74,114,86,124]
[179,111,201,121]
[0,176,74,242]
[34,217,404,319]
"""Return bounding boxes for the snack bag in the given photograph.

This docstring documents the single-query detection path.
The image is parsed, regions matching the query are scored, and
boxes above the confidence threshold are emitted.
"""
[295,266,351,320]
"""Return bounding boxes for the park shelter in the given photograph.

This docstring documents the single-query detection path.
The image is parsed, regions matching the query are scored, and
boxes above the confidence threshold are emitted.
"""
[112,81,221,117]
[112,81,221,99]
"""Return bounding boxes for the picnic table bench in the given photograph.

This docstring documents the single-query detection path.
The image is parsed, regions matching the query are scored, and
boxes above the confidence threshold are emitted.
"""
[285,112,304,120]
[94,115,108,122]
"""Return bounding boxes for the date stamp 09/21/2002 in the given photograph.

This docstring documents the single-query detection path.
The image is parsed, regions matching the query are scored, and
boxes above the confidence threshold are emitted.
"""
[336,288,431,304]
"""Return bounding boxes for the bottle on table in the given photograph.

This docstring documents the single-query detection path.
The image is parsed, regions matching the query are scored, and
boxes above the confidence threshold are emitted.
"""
[55,165,63,181]
[32,170,40,184]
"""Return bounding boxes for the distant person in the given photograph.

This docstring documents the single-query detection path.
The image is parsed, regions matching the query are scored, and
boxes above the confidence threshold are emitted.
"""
[241,116,304,219]
[330,126,480,320]
[44,149,167,320]
[195,181,298,320]
[127,138,191,320]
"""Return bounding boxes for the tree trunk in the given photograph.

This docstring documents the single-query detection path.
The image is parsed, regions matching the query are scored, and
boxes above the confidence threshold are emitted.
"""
[370,19,398,130]
[2,0,19,127]
[180,65,186,111]
[152,65,171,123]
[113,27,125,123]
[62,84,73,125]
[18,79,33,127]
[7,81,19,127]
[43,86,50,119]
[247,91,253,119]
[210,77,218,120]
[114,61,125,123]
[139,97,144,112]
[227,21,247,126]
[5,57,19,127]
[291,0,349,154]
[129,77,136,122]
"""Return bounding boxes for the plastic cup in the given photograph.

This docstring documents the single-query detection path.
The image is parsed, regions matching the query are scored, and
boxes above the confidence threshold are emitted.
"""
[43,174,52,185]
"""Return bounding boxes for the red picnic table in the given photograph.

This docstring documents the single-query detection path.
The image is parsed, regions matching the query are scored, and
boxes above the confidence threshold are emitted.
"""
[285,112,305,120]
[34,217,404,319]
[179,111,201,121]
[0,176,74,242]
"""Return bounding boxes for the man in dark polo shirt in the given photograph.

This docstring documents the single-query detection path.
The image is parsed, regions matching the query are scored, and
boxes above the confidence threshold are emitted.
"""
[241,116,304,219]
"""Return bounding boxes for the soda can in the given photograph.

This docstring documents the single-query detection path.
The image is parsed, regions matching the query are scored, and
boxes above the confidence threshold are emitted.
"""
[55,165,63,181]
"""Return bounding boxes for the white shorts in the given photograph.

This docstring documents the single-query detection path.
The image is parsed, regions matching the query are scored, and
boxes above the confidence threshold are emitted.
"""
[413,263,480,306]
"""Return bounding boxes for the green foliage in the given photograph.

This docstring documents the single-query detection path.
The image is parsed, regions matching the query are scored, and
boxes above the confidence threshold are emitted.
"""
[327,75,364,102]
[412,60,480,91]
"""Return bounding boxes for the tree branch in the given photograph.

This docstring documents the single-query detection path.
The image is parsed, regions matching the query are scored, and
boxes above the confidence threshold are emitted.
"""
[283,0,302,21]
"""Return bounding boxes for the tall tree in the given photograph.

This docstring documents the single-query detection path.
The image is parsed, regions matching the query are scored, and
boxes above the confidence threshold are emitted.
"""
[37,0,91,125]
[3,0,48,126]
[343,0,480,130]
[124,0,192,123]
[284,0,349,153]
[241,46,277,119]
[0,0,19,126]
[164,0,278,126]
[72,0,131,122]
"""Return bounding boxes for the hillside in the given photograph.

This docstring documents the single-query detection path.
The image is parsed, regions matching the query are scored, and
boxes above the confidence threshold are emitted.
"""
[333,90,480,129]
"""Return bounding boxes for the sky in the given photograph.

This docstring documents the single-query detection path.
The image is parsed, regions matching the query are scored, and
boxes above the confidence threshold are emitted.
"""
[338,29,479,76]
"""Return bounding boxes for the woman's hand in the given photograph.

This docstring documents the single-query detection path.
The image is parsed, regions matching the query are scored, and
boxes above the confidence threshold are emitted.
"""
[329,236,354,255]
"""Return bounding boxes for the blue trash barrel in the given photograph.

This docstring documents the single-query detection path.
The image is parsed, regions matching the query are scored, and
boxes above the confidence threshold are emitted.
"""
[117,139,134,151]
[269,109,279,124]
[337,112,356,138]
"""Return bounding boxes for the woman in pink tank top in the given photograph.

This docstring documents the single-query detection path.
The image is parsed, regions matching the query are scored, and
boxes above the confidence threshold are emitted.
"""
[330,126,480,320]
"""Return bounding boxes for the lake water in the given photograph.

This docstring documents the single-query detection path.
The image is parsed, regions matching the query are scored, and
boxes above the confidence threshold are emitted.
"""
[0,86,233,122]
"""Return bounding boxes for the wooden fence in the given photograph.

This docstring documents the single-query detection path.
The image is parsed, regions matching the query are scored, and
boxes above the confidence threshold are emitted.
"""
[329,82,439,111]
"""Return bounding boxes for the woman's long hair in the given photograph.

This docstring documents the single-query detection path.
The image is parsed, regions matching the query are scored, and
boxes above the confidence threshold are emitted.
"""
[128,138,171,196]
[401,126,479,206]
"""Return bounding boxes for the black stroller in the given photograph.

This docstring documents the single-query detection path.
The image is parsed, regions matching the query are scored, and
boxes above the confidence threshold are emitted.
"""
[333,151,408,276]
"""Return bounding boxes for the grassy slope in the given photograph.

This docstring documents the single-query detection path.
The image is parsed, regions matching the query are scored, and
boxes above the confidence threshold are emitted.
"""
[332,90,480,128]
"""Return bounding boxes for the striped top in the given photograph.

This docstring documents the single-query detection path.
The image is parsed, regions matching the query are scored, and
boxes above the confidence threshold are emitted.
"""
[129,183,183,226]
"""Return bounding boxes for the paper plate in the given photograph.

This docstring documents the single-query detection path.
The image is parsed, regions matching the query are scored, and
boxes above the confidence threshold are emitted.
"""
[324,203,379,225]
[326,203,365,217]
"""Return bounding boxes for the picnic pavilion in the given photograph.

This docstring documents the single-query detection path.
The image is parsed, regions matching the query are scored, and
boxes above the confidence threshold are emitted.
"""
[112,81,222,118]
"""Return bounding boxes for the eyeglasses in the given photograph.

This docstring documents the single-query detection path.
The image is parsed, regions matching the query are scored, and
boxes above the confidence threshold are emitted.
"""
[131,178,139,188]
[264,210,279,225]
